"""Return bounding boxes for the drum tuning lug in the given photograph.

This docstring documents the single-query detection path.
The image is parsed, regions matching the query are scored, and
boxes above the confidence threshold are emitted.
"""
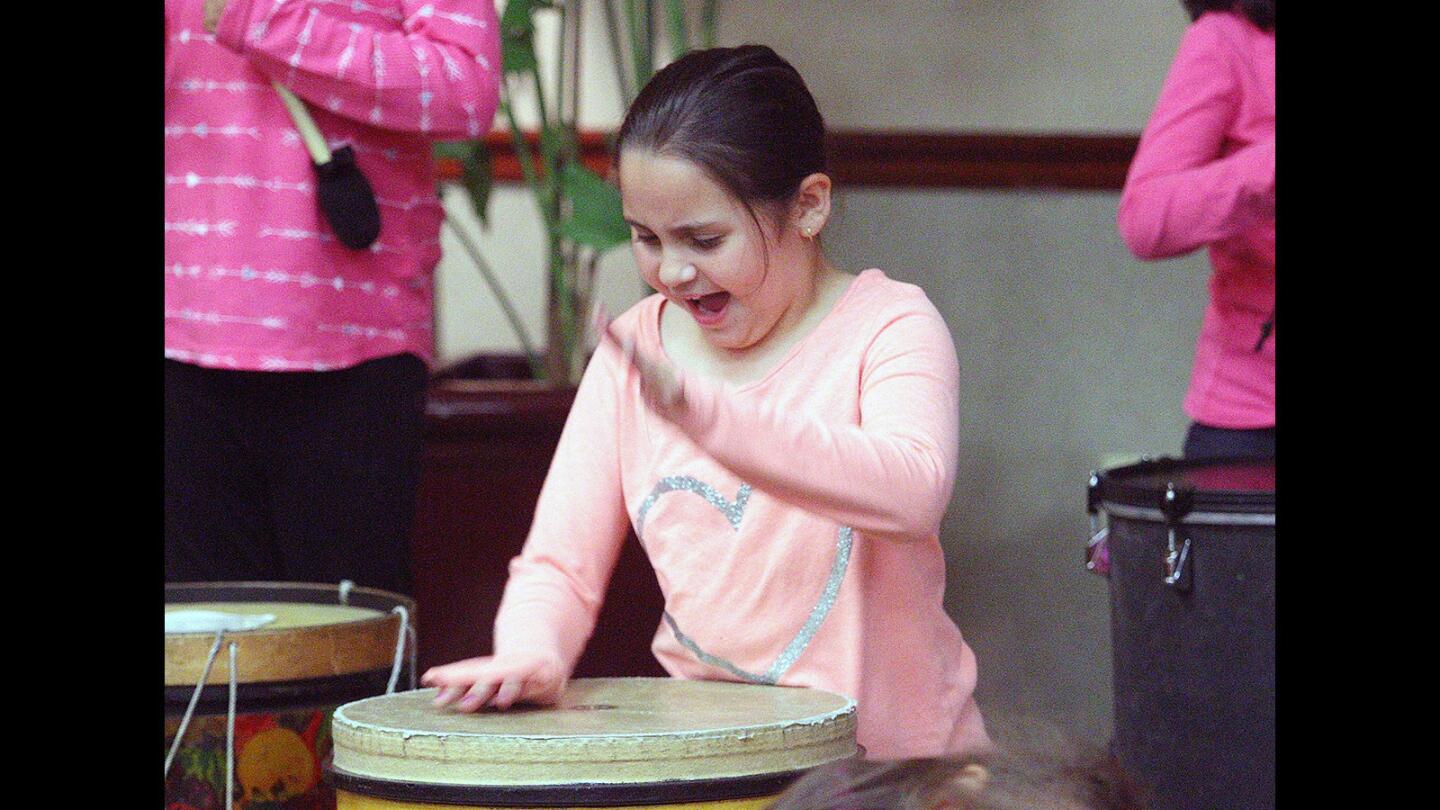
[1086,525,1111,577]
[1159,482,1196,590]
[1163,529,1192,591]
[1085,472,1110,576]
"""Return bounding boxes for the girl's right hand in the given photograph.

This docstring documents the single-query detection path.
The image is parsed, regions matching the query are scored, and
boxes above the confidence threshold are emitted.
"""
[420,652,567,712]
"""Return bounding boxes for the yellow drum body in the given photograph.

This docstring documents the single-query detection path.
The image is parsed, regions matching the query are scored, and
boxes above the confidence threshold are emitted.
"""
[165,582,415,810]
[329,678,858,808]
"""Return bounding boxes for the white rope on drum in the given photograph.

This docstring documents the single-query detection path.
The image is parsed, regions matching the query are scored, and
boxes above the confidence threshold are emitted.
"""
[387,605,409,694]
[163,632,240,810]
[406,622,419,691]
[338,579,355,605]
[164,629,225,778]
[225,642,238,810]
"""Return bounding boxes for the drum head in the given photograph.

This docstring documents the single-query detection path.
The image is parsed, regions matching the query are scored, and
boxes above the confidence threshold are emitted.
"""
[330,678,857,797]
[165,582,414,688]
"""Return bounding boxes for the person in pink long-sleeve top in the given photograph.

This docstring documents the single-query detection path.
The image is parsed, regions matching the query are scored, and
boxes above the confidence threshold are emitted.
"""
[423,45,991,760]
[164,0,500,593]
[1118,0,1275,459]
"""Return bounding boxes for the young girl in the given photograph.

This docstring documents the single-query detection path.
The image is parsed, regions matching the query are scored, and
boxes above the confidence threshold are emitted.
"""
[422,44,989,759]
[1117,1,1275,459]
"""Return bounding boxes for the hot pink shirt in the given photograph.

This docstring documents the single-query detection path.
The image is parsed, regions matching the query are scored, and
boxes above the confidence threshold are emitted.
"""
[1118,11,1275,428]
[164,0,500,371]
[493,270,989,758]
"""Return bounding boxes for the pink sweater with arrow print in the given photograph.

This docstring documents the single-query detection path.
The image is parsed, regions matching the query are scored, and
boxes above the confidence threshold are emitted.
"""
[492,270,990,758]
[164,0,500,371]
[1118,11,1275,427]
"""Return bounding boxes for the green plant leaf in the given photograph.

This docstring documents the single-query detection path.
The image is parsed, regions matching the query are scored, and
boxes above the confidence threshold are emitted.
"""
[538,124,575,163]
[434,140,494,227]
[557,163,629,251]
[500,0,543,74]
[431,141,468,161]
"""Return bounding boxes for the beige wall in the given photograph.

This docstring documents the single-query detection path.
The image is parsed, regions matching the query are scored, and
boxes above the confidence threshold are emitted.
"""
[440,0,1203,741]
[824,189,1206,739]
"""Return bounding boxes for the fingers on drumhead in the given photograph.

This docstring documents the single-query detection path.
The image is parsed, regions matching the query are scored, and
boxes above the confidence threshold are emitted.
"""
[492,679,524,709]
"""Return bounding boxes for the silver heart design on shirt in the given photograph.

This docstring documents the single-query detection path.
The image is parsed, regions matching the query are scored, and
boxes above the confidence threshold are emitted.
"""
[634,474,854,684]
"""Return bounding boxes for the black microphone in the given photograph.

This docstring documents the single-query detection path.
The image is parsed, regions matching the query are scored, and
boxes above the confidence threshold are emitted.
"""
[273,83,382,250]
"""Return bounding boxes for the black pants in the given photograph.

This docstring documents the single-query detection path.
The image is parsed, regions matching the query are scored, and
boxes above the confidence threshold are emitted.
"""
[1182,422,1275,460]
[164,354,427,595]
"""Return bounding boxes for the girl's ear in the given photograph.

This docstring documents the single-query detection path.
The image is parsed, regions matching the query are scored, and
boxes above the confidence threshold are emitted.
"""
[791,172,832,239]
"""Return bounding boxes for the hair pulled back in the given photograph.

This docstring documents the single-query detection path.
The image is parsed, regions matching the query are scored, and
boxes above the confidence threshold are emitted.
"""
[1182,0,1274,30]
[614,44,827,224]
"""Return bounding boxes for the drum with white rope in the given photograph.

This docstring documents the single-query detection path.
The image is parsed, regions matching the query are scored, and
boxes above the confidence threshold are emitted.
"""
[165,581,416,810]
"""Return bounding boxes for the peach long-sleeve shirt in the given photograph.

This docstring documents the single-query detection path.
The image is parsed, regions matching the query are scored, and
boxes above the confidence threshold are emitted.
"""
[1117,11,1275,427]
[493,270,989,758]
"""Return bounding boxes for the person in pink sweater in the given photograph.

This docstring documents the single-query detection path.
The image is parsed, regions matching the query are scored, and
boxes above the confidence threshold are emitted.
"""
[164,0,500,593]
[1117,0,1275,459]
[423,45,990,759]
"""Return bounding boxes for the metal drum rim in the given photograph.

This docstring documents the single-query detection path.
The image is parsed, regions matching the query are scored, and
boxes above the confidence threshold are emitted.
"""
[1095,455,1274,517]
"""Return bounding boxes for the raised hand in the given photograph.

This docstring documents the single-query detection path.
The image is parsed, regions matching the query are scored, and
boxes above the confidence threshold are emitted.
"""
[588,302,687,418]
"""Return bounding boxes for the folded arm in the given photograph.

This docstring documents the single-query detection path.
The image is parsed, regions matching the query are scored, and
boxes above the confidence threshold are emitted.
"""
[214,0,502,138]
[1117,20,1275,260]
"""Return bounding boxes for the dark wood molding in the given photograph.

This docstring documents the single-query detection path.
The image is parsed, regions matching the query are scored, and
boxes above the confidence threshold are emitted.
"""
[823,131,1139,190]
[435,130,1139,190]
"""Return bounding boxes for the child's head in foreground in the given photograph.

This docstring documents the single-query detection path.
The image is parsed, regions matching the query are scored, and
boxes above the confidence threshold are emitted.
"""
[767,739,1146,810]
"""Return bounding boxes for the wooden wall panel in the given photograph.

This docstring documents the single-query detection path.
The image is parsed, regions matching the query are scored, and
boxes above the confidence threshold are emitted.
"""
[436,131,1139,190]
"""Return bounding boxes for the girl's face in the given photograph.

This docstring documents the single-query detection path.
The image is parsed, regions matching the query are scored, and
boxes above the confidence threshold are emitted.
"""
[620,149,811,353]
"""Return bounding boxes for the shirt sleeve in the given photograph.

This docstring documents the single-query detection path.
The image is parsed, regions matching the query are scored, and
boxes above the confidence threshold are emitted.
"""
[1117,16,1275,260]
[672,300,960,542]
[214,0,502,139]
[490,346,633,671]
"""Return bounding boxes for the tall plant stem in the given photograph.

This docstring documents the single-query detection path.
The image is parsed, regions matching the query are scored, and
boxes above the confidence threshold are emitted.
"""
[567,0,583,134]
[701,0,717,48]
[499,91,554,235]
[624,0,652,92]
[664,0,688,61]
[600,0,634,102]
[442,211,543,377]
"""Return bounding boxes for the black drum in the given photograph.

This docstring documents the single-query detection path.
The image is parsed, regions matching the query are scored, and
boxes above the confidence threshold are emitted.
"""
[1087,457,1274,810]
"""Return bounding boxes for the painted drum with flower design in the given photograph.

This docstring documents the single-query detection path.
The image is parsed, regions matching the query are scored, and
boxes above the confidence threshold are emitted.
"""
[166,582,416,810]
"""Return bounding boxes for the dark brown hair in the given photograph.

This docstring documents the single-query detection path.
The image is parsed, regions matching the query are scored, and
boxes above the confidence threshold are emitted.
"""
[613,44,827,228]
[767,743,1146,810]
[1182,0,1275,30]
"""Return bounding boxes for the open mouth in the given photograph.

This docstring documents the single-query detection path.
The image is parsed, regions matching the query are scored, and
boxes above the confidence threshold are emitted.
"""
[685,291,731,321]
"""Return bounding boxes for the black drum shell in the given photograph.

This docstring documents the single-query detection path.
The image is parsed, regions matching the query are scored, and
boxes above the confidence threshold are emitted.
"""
[1101,459,1274,810]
